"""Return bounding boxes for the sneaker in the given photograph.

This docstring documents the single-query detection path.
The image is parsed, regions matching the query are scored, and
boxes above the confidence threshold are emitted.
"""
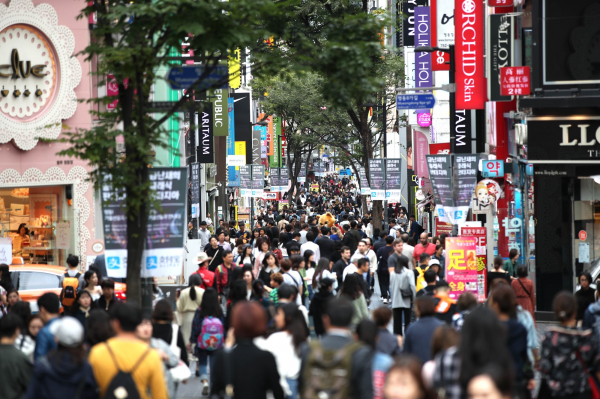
[202,381,209,396]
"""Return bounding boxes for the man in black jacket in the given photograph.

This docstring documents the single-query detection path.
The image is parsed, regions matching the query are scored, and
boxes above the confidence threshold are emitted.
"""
[316,227,335,261]
[332,246,352,288]
[300,298,373,399]
[342,224,357,253]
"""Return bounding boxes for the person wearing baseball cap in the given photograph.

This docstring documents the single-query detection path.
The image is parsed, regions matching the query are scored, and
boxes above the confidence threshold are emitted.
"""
[433,280,457,324]
[27,316,98,399]
[192,252,214,289]
[428,258,442,278]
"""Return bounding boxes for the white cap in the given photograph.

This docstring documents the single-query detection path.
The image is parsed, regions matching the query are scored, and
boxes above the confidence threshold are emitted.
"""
[429,258,441,267]
[50,316,84,348]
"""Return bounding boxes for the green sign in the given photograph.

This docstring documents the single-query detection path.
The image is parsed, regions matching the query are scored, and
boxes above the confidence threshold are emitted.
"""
[210,88,228,136]
[270,117,281,167]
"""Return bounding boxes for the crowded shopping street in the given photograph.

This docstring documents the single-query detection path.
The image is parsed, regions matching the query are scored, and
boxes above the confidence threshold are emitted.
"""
[0,0,599,399]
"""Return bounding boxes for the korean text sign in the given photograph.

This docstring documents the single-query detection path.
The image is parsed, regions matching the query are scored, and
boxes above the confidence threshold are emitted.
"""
[500,67,531,96]
[445,237,478,299]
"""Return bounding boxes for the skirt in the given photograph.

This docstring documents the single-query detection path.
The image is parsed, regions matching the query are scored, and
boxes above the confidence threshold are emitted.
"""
[180,311,195,346]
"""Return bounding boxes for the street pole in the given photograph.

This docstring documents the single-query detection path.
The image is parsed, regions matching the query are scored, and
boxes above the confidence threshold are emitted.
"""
[448,45,459,237]
[383,101,388,231]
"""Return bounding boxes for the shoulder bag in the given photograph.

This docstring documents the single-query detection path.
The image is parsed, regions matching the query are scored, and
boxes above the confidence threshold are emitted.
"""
[169,324,191,383]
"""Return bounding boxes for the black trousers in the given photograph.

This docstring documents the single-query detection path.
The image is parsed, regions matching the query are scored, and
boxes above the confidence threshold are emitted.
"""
[378,270,390,299]
[393,307,411,336]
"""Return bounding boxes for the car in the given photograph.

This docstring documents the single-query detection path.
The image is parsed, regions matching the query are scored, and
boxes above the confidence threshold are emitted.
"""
[9,262,126,312]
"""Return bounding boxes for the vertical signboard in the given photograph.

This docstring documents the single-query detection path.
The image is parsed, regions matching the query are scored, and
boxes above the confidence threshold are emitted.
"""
[445,237,478,300]
[270,168,280,192]
[251,165,265,197]
[453,109,475,154]
[233,93,251,164]
[210,88,228,136]
[413,130,430,180]
[452,154,479,224]
[271,117,281,168]
[266,115,274,156]
[431,0,453,71]
[279,167,289,193]
[197,108,214,163]
[190,162,200,218]
[103,168,187,278]
[368,159,386,199]
[228,48,241,89]
[385,159,402,202]
[226,98,240,187]
[426,155,453,223]
[454,0,485,110]
[359,166,370,196]
[239,165,252,197]
[402,0,428,47]
[252,126,262,165]
[488,15,514,102]
[461,226,487,300]
[414,7,432,91]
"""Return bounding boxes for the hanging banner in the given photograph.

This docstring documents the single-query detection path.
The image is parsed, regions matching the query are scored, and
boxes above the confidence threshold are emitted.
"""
[426,155,452,223]
[385,159,402,201]
[402,0,428,47]
[252,126,262,165]
[460,226,487,301]
[455,0,485,110]
[227,98,240,187]
[233,93,252,164]
[228,48,241,89]
[359,166,370,196]
[445,237,478,300]
[453,109,475,154]
[270,168,280,192]
[430,0,452,71]
[197,108,214,163]
[239,165,252,197]
[488,15,514,102]
[210,88,228,136]
[368,159,386,199]
[279,167,289,193]
[271,117,281,168]
[251,165,265,197]
[190,163,200,218]
[267,115,274,156]
[414,7,432,91]
[448,154,478,224]
[280,123,287,168]
[413,130,430,180]
[102,168,187,278]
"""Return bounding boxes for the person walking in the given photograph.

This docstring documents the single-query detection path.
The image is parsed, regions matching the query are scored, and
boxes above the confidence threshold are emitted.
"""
[389,239,416,336]
[153,299,188,369]
[176,274,205,345]
[26,317,98,399]
[0,313,32,399]
[487,256,512,296]
[340,274,369,330]
[34,293,61,360]
[503,248,519,277]
[511,265,535,322]
[575,271,595,323]
[82,270,102,301]
[189,288,224,395]
[376,236,394,304]
[403,296,444,364]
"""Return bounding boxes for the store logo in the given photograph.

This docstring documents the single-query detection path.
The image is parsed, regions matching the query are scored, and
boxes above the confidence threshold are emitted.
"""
[146,256,158,270]
[107,257,121,269]
[559,124,600,147]
[462,0,475,13]
[0,49,47,79]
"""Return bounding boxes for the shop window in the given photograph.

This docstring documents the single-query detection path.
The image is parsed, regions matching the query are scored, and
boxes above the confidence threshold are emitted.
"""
[17,272,61,290]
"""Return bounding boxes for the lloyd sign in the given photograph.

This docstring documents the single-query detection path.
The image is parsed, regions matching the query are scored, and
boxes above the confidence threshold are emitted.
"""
[528,117,600,161]
[454,0,485,110]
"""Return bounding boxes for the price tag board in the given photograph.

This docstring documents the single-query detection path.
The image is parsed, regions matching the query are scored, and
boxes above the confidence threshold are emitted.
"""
[482,160,504,178]
[500,67,531,96]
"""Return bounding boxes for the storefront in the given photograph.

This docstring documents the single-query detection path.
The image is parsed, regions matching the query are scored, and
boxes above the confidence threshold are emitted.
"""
[528,114,600,310]
[0,0,97,266]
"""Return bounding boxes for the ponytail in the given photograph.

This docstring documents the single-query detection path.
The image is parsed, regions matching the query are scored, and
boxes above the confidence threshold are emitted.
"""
[189,274,202,301]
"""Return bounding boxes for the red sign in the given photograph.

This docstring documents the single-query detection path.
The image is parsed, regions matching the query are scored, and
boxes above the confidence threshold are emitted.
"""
[579,230,588,241]
[445,237,478,300]
[461,227,487,301]
[429,143,451,155]
[500,66,531,96]
[455,0,485,109]
[430,0,450,71]
[488,0,512,6]
[435,217,453,236]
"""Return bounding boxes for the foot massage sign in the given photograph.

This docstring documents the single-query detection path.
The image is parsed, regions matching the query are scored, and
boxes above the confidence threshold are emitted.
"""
[445,237,478,300]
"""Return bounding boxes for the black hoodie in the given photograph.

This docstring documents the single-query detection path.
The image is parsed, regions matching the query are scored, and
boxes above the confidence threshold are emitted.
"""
[309,290,334,336]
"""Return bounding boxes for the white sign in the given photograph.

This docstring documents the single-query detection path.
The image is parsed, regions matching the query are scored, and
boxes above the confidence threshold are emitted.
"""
[579,242,590,263]
[226,155,246,166]
[436,0,455,48]
[55,221,71,250]
[0,238,11,264]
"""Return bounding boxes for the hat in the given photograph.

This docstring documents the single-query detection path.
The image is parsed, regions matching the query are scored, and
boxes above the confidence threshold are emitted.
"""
[194,252,212,265]
[435,280,449,288]
[50,317,84,348]
[429,259,441,267]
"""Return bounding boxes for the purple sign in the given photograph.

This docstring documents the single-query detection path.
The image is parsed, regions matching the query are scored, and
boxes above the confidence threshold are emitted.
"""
[417,113,432,127]
[414,129,430,179]
[415,7,431,92]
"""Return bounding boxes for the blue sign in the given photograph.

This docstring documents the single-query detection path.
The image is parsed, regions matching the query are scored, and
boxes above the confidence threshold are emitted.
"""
[146,256,158,270]
[107,257,120,270]
[166,65,229,91]
[482,160,505,178]
[526,164,533,176]
[339,168,353,176]
[396,94,436,110]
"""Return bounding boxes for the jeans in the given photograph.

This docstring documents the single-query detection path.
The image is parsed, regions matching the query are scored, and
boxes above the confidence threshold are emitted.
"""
[198,352,216,384]
[286,377,299,399]
[307,285,314,301]
[393,307,411,336]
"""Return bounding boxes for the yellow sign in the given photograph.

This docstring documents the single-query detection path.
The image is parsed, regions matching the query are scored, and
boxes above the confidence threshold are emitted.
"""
[234,141,246,170]
[448,250,467,271]
[228,48,241,89]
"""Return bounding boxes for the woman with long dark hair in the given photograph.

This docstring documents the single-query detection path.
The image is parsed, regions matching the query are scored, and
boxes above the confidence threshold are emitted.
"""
[258,252,280,288]
[152,299,188,367]
[82,270,102,301]
[340,274,369,329]
[239,244,255,266]
[176,274,204,346]
[312,257,337,293]
[0,263,13,291]
[264,303,308,399]
[254,237,271,278]
[189,288,225,395]
[25,317,98,399]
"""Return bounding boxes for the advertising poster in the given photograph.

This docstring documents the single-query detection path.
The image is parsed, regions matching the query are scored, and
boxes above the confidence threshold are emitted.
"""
[209,88,228,136]
[270,168,280,192]
[426,155,452,222]
[385,159,402,201]
[430,0,452,71]
[226,98,240,187]
[251,165,265,197]
[445,237,478,300]
[190,163,200,219]
[461,227,487,301]
[252,126,262,165]
[102,168,187,278]
[298,164,306,183]
[271,117,281,167]
[359,166,370,195]
[239,165,252,197]
[452,154,479,224]
[279,167,289,193]
[368,159,386,199]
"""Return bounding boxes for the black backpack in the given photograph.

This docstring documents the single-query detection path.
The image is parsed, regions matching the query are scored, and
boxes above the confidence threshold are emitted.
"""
[104,343,150,399]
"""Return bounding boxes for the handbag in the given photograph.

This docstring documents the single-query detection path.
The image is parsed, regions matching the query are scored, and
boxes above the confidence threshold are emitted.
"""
[399,270,413,299]
[517,278,531,297]
[169,324,191,383]
[575,350,600,399]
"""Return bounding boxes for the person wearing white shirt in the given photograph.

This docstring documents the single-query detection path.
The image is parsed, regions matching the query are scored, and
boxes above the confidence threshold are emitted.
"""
[300,232,320,263]
[281,259,304,306]
[401,233,415,270]
[354,240,378,276]
[343,257,359,281]
[299,225,309,244]
[198,221,211,248]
